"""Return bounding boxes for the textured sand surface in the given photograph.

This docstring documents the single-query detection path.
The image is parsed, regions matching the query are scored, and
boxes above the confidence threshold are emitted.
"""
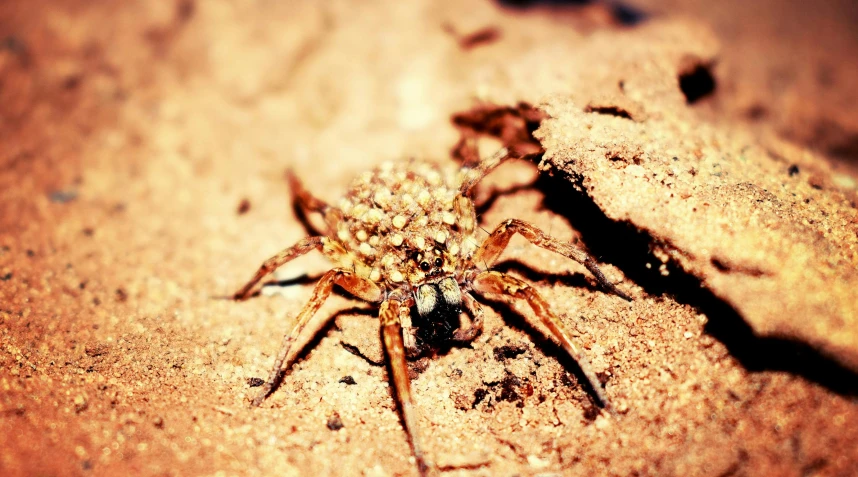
[2,1,857,476]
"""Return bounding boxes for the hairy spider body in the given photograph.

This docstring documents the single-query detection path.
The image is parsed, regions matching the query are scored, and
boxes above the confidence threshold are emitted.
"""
[233,151,631,476]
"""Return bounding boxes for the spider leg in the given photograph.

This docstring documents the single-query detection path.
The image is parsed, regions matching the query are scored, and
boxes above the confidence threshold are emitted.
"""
[380,299,432,477]
[287,168,330,214]
[233,236,352,300]
[458,147,509,197]
[251,268,381,407]
[402,326,427,359]
[453,147,511,238]
[472,270,612,410]
[451,292,485,342]
[286,169,344,237]
[473,218,632,301]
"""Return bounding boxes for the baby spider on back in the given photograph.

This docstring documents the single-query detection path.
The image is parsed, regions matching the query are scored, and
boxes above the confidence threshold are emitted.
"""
[233,149,632,476]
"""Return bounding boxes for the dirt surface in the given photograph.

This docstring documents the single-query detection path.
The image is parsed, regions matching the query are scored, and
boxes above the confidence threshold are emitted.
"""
[2,1,858,476]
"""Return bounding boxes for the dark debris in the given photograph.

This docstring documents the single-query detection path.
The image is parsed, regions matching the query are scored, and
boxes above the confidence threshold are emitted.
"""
[49,190,78,204]
[326,412,344,431]
[493,344,527,361]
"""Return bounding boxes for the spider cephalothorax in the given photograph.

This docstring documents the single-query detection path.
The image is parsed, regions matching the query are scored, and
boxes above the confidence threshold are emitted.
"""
[233,150,631,476]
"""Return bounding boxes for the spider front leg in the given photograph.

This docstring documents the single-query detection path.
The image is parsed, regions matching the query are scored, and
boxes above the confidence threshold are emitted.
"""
[474,219,632,301]
[472,270,612,410]
[401,292,485,355]
[250,268,381,406]
[451,292,485,342]
[401,325,425,359]
[380,299,433,476]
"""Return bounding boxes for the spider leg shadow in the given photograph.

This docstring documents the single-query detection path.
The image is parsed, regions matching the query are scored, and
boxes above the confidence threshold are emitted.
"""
[263,273,323,289]
[213,274,325,301]
[475,182,536,217]
[535,171,858,397]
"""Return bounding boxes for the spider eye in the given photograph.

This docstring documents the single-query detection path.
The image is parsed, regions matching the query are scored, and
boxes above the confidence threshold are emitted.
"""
[419,261,431,272]
[434,257,443,268]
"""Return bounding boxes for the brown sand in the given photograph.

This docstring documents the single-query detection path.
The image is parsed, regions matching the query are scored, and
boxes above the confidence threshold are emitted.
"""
[2,1,857,476]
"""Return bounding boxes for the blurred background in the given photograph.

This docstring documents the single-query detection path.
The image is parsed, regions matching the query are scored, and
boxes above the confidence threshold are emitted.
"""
[2,1,857,476]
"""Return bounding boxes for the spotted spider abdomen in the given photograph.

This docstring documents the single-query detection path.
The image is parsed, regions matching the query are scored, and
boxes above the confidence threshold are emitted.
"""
[333,160,477,287]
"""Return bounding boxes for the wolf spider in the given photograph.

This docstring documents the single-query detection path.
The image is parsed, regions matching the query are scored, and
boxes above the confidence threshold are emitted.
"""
[233,150,631,476]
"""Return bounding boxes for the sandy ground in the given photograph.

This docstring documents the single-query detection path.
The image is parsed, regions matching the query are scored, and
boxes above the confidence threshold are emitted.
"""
[2,1,857,476]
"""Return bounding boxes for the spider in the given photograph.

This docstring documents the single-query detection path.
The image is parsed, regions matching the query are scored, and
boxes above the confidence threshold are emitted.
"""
[233,150,631,476]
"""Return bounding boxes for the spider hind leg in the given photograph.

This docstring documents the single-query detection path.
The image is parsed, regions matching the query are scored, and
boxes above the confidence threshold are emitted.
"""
[472,270,612,410]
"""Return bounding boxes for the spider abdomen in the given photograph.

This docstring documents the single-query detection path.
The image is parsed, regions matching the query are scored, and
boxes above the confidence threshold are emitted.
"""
[333,160,475,287]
